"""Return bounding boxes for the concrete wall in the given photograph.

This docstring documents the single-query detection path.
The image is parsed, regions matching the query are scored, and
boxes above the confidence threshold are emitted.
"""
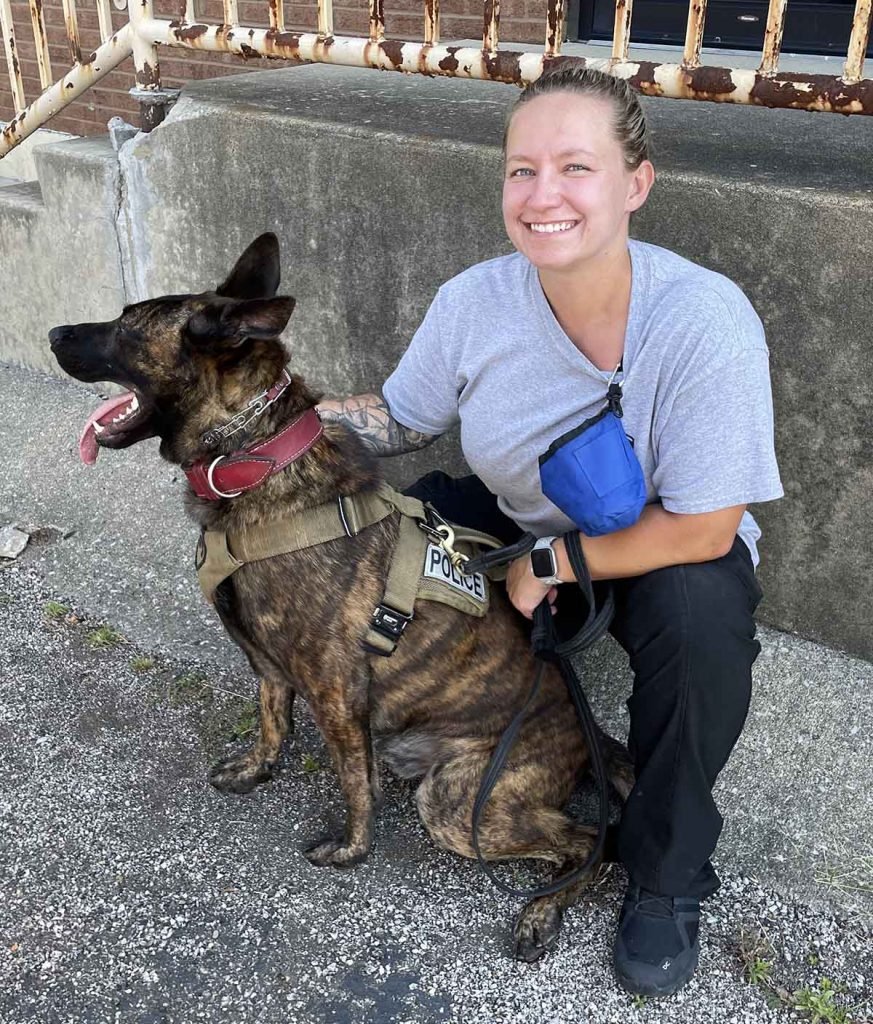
[1,64,871,660]
[0,135,124,372]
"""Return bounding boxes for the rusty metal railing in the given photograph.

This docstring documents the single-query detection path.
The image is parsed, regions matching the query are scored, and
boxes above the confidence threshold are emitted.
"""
[2,0,873,160]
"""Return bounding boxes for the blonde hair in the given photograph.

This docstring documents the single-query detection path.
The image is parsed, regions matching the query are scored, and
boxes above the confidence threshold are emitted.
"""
[505,64,651,170]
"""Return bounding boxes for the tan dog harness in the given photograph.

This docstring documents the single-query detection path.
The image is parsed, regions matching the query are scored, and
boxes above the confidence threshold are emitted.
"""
[195,482,504,656]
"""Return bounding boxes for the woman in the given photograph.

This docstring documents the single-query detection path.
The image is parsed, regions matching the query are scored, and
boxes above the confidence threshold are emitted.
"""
[319,64,782,997]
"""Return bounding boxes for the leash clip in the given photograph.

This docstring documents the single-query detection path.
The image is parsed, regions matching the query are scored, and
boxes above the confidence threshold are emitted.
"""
[419,508,469,572]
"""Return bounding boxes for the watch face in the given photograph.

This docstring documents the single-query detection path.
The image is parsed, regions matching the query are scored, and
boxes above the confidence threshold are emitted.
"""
[531,547,556,579]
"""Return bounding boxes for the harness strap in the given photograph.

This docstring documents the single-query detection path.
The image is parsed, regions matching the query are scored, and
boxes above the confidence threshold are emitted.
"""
[196,481,504,658]
[363,512,430,656]
[231,486,397,562]
[196,484,401,603]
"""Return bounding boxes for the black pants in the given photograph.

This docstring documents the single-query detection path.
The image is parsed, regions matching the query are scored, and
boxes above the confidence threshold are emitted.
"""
[405,472,762,900]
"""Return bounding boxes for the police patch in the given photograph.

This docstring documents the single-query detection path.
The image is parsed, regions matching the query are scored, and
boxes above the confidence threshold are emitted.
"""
[422,543,487,605]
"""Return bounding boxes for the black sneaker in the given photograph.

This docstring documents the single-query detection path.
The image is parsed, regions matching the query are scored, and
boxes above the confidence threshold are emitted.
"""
[613,883,701,997]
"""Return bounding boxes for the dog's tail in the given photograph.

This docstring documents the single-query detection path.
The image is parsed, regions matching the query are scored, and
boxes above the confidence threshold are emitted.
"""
[597,727,635,803]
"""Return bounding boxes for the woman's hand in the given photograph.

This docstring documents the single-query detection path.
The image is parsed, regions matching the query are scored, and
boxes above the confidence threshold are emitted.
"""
[506,555,558,619]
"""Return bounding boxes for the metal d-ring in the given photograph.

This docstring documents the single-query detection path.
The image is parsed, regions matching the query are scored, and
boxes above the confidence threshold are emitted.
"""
[207,456,243,499]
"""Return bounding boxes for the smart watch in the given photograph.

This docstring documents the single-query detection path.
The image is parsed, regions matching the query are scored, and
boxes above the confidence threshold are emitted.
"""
[530,536,563,587]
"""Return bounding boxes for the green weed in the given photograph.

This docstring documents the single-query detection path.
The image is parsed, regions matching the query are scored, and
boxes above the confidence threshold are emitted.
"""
[167,670,213,707]
[130,656,155,673]
[228,701,258,740]
[747,957,773,987]
[86,625,125,649]
[794,980,849,1024]
[43,601,70,620]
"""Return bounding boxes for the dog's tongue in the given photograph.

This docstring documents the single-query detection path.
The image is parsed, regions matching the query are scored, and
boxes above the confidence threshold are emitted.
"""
[78,392,136,465]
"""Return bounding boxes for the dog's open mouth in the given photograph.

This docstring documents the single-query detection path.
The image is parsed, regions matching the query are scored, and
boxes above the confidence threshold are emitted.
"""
[78,390,155,464]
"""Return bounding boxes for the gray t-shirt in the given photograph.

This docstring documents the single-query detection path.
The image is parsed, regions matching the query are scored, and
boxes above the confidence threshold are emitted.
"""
[383,239,783,567]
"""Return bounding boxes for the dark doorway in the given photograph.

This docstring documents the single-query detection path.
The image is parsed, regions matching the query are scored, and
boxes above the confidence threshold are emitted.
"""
[578,0,870,57]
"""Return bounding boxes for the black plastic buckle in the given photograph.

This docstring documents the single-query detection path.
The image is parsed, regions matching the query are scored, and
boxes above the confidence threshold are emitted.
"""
[371,604,412,641]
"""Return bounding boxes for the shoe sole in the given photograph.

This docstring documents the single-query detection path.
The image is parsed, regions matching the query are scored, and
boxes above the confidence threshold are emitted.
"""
[614,947,700,998]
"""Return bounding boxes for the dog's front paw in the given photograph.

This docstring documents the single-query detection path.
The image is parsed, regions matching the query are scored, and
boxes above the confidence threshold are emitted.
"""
[303,835,370,869]
[512,901,563,962]
[209,751,274,794]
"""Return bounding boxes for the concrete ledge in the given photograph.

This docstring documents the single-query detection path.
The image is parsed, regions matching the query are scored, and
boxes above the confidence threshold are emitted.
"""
[0,125,76,181]
[116,65,873,660]
[0,136,125,376]
[0,64,870,660]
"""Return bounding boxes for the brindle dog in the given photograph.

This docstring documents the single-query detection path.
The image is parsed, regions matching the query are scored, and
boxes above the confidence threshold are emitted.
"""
[50,233,633,961]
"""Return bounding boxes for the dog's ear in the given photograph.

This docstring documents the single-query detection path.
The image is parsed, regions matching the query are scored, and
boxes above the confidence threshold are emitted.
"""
[186,296,296,348]
[216,233,281,299]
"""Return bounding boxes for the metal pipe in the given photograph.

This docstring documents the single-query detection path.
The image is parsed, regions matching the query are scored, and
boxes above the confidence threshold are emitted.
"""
[223,0,239,26]
[96,0,113,42]
[369,0,384,42]
[545,0,564,57]
[759,0,788,75]
[28,0,53,90]
[269,0,284,32]
[424,0,439,46]
[129,0,167,129]
[62,0,82,64]
[1,22,133,157]
[845,0,873,82]
[612,0,633,61]
[483,0,500,54]
[134,23,873,113]
[0,0,26,112]
[316,0,331,37]
[682,0,707,68]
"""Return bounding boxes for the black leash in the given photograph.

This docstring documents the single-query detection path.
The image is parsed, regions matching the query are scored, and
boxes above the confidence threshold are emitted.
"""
[464,531,615,899]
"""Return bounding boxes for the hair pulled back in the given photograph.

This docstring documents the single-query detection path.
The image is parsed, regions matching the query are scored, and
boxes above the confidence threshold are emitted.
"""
[506,63,650,170]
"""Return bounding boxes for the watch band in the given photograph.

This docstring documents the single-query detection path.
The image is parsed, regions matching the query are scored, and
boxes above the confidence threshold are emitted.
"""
[530,535,563,587]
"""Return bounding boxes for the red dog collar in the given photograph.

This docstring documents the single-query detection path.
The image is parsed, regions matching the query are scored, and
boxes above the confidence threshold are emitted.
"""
[185,405,324,502]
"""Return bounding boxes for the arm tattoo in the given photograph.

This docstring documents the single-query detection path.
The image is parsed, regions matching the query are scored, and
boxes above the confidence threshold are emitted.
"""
[317,393,439,456]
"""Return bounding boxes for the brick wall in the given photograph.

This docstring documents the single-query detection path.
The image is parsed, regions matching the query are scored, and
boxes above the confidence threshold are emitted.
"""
[1,0,543,139]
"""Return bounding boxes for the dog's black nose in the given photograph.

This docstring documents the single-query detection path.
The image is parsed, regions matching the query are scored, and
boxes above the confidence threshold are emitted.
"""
[49,325,73,350]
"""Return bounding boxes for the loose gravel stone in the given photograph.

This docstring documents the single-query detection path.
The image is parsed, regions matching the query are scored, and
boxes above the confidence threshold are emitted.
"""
[0,562,870,1024]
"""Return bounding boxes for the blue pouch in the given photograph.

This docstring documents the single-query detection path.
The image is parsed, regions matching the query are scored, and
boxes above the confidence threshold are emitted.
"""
[538,381,646,537]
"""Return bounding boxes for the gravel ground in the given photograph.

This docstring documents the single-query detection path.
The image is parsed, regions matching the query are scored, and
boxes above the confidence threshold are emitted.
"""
[0,556,870,1024]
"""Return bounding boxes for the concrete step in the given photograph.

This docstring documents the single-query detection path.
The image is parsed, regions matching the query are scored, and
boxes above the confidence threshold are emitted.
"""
[0,135,124,374]
[0,178,43,212]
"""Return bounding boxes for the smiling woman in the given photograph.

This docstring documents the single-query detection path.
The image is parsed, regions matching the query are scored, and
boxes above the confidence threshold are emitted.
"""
[318,64,783,998]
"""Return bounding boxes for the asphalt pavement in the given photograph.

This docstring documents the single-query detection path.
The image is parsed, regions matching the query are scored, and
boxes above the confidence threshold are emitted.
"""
[0,361,870,1024]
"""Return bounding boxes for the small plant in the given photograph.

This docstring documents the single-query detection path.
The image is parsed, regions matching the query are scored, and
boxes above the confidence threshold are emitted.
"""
[130,656,155,673]
[229,701,259,740]
[44,601,70,620]
[86,625,125,649]
[632,994,647,1009]
[737,930,864,1024]
[301,753,321,774]
[167,670,212,707]
[794,979,849,1024]
[747,956,773,987]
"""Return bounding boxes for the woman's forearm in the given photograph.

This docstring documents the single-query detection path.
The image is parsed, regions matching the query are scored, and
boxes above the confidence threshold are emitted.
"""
[554,503,746,582]
[317,393,439,457]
